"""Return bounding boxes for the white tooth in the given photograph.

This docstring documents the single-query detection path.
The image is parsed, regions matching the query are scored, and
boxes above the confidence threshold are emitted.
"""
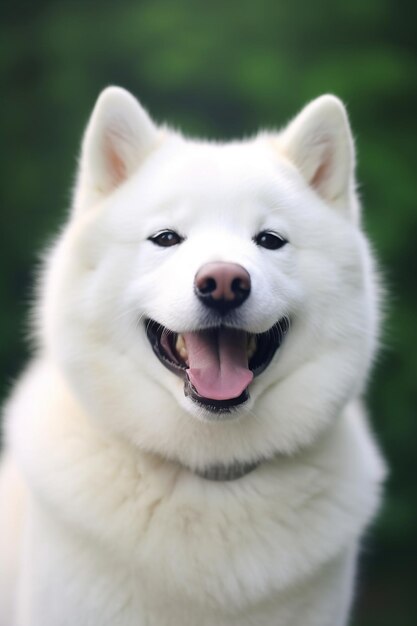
[176,334,185,352]
[176,334,189,365]
[247,335,257,360]
[179,348,188,362]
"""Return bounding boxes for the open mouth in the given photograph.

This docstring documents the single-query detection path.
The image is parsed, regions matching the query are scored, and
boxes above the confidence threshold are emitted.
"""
[145,317,289,413]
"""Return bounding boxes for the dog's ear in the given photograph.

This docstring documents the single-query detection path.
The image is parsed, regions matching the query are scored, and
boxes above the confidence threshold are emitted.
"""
[74,87,159,211]
[278,95,356,215]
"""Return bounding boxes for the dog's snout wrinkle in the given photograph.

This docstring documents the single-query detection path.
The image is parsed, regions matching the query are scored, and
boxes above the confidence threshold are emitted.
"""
[194,262,251,314]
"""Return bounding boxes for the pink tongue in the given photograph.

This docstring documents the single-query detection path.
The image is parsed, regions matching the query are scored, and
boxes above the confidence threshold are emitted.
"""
[184,328,253,401]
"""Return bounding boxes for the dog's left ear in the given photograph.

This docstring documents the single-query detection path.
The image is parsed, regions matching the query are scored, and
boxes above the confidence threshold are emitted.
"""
[74,86,159,212]
[278,95,356,215]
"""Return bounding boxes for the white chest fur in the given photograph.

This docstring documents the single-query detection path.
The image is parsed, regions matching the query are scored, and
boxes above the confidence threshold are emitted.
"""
[8,362,384,626]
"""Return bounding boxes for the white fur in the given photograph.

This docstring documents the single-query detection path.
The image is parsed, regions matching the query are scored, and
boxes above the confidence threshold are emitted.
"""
[0,87,385,626]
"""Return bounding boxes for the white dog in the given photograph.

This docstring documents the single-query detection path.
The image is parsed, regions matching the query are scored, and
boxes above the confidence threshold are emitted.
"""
[0,87,385,626]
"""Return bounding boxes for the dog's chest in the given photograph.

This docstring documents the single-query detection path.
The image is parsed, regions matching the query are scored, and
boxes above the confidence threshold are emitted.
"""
[19,500,355,626]
[16,445,372,626]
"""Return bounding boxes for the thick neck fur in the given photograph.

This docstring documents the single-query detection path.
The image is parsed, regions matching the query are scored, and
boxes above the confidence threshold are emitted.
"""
[7,358,384,611]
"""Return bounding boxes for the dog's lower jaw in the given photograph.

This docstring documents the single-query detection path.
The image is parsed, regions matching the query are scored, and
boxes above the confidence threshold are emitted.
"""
[183,377,250,414]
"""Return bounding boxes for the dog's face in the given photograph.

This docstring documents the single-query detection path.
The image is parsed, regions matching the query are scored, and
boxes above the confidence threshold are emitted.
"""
[38,88,379,471]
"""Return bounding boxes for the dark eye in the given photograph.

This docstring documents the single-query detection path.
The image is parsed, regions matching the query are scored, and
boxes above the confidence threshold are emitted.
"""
[254,231,288,250]
[148,230,184,247]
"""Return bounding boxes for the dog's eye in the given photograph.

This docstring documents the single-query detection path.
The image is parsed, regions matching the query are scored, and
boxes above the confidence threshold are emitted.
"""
[149,230,184,247]
[254,231,288,250]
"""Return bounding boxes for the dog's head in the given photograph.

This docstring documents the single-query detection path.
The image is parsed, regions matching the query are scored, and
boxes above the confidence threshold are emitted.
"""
[37,87,379,472]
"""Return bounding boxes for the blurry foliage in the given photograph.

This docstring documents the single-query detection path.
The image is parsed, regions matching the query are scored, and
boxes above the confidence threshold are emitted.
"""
[0,1,416,624]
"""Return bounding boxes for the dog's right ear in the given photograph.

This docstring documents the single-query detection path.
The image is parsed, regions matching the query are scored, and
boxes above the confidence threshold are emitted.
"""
[73,87,159,212]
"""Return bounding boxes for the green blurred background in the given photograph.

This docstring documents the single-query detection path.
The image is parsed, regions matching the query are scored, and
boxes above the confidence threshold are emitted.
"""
[0,1,415,624]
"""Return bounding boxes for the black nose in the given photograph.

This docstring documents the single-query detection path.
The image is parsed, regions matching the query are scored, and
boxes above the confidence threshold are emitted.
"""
[194,262,251,314]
